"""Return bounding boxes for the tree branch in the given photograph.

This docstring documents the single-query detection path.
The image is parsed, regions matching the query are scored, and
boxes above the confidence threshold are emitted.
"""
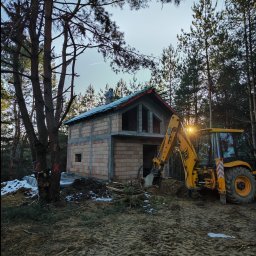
[58,23,77,128]
[1,69,31,79]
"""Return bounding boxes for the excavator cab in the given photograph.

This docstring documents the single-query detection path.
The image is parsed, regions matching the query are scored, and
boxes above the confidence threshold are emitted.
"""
[195,129,256,169]
[219,132,256,169]
[193,129,256,203]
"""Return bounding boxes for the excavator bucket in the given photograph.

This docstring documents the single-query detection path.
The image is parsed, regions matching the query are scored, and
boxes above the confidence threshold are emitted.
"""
[143,173,154,187]
[143,168,162,188]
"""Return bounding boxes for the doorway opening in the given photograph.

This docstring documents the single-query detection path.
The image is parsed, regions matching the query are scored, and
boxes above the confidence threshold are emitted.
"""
[143,145,158,177]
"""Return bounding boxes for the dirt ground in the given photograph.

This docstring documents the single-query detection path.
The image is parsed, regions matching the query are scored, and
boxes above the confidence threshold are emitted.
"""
[1,179,256,256]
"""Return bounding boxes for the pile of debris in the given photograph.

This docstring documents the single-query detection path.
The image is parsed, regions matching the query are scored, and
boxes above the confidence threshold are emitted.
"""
[62,178,112,202]
[106,181,145,207]
[106,181,144,196]
[158,178,188,197]
[1,175,190,205]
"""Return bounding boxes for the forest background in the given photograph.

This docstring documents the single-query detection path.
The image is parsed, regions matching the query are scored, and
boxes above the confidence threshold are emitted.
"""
[1,0,255,185]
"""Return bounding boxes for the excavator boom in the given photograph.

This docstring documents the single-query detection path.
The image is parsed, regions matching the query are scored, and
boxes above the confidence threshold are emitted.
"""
[148,114,198,189]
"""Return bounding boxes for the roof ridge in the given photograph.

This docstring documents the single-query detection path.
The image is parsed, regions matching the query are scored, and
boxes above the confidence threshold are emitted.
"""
[64,86,173,125]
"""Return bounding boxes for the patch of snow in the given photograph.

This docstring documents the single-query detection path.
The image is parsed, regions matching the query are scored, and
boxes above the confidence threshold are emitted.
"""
[144,192,151,198]
[143,192,156,214]
[23,176,38,187]
[65,192,86,202]
[65,195,74,202]
[60,180,74,187]
[146,208,155,214]
[207,233,235,239]
[65,190,112,203]
[87,190,112,202]
[60,172,79,188]
[89,191,97,200]
[1,179,38,197]
[94,197,112,202]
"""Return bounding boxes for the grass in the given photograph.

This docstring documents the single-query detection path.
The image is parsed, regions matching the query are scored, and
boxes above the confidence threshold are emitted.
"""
[1,188,166,231]
[2,204,55,223]
[1,192,143,229]
[1,200,74,225]
[150,195,171,209]
[79,203,126,227]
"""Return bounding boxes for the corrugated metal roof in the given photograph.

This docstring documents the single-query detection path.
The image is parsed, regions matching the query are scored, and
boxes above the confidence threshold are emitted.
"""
[64,87,174,125]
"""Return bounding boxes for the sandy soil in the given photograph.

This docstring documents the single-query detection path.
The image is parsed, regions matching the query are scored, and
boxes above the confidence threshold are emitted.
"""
[1,181,256,256]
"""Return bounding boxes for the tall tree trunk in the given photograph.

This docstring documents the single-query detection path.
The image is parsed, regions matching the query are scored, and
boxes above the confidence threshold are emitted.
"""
[169,71,172,106]
[205,37,212,128]
[193,80,198,125]
[18,136,26,173]
[49,130,61,202]
[247,3,256,123]
[9,102,20,179]
[12,19,37,164]
[43,0,61,201]
[29,0,48,170]
[243,8,256,152]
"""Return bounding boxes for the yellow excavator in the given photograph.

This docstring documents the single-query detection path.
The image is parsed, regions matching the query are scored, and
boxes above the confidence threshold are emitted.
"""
[144,114,256,204]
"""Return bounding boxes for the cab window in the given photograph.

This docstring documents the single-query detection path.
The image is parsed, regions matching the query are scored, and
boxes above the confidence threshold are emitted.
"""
[219,133,235,159]
[197,133,212,166]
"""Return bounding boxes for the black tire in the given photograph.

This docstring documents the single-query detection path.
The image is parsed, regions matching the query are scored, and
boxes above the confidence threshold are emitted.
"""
[225,167,256,204]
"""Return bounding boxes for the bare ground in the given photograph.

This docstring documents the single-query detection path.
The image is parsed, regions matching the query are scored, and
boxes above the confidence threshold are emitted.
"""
[1,180,256,256]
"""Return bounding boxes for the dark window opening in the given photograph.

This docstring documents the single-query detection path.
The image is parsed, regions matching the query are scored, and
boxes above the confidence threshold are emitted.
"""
[122,107,138,131]
[142,107,149,132]
[75,154,82,162]
[153,115,161,133]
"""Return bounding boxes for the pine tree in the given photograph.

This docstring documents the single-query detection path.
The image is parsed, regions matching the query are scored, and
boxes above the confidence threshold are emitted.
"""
[114,79,130,99]
[129,76,146,93]
[224,0,256,150]
[174,49,202,126]
[178,0,221,127]
[149,45,178,105]
[81,84,98,111]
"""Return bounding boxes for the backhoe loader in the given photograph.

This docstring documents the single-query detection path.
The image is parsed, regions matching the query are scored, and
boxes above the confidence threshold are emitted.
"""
[145,114,256,204]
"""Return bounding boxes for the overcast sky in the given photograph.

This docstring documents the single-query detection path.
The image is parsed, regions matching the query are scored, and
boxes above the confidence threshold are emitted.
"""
[74,1,198,94]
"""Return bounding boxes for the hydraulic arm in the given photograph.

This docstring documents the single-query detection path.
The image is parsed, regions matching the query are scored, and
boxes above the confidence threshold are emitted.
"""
[151,114,198,189]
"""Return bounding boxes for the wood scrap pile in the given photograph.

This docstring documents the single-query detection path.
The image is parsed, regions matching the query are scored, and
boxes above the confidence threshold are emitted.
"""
[106,181,145,206]
[107,181,144,195]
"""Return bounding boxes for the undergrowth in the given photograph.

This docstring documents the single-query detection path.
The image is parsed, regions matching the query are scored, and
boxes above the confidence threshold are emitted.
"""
[80,204,126,227]
[1,203,67,224]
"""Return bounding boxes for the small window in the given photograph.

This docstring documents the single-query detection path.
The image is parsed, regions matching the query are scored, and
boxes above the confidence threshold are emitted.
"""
[153,115,161,133]
[142,107,149,132]
[122,107,138,131]
[75,154,82,162]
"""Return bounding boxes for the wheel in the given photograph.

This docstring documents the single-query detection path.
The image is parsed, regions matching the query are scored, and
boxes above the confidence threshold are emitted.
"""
[225,167,256,204]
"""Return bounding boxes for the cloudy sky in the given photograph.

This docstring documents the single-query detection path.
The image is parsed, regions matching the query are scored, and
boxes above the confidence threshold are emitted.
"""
[73,1,198,94]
